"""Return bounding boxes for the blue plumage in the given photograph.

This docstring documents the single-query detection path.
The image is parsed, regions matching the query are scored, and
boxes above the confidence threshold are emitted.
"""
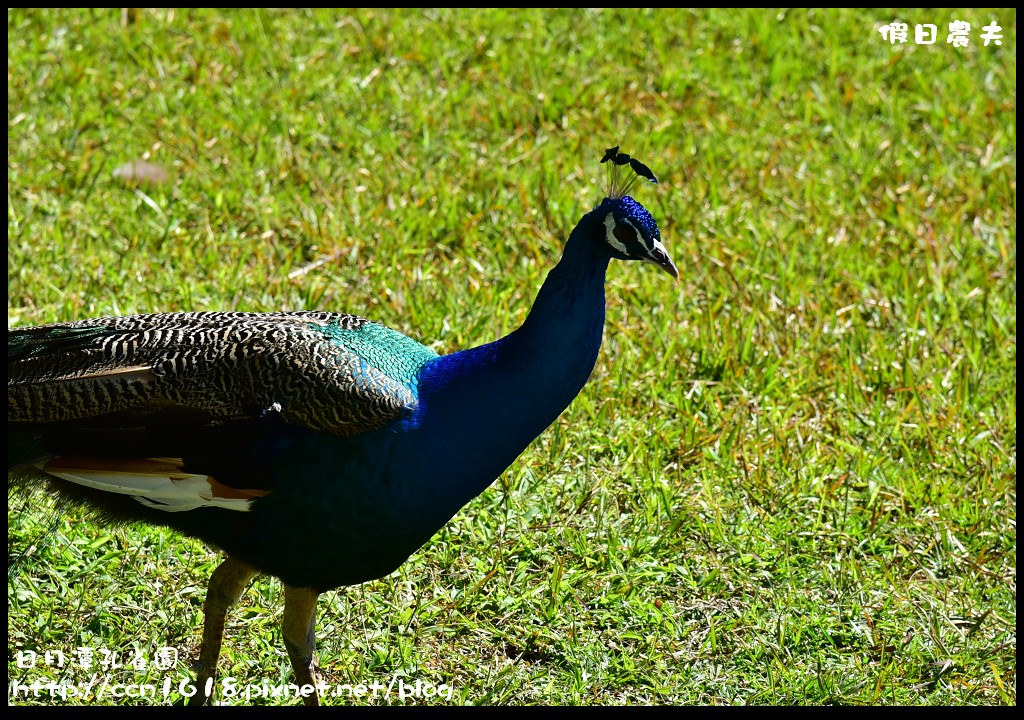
[8,152,675,705]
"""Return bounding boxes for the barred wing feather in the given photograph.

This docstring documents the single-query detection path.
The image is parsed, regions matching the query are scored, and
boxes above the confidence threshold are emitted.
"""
[8,311,437,437]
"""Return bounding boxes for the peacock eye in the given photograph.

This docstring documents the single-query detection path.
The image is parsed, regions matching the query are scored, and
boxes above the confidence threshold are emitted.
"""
[613,222,641,249]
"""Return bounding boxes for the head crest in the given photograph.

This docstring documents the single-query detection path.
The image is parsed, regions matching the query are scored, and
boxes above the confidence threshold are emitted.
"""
[600,146,658,199]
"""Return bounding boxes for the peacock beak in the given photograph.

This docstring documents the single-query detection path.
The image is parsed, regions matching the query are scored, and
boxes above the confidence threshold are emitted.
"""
[646,241,679,280]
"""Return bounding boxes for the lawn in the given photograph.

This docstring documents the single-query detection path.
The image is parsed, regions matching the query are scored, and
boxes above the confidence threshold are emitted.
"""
[7,8,1016,705]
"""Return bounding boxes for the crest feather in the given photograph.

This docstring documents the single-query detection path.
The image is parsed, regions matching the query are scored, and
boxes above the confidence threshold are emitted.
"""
[602,147,658,199]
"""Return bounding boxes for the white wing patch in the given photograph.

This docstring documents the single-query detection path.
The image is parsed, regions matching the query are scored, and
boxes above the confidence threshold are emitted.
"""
[39,456,266,512]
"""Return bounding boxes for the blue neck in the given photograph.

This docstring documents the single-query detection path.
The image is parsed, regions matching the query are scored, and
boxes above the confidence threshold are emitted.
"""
[412,213,611,519]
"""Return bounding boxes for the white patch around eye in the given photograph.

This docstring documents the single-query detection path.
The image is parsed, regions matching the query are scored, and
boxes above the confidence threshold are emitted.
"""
[603,213,629,254]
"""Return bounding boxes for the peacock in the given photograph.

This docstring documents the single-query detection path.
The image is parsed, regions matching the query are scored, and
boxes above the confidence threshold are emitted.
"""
[7,148,676,705]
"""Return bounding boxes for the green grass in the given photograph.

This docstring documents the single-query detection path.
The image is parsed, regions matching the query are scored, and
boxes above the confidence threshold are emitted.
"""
[7,8,1016,706]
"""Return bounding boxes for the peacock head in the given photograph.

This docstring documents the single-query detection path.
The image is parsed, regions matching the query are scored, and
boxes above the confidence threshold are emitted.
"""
[593,147,678,280]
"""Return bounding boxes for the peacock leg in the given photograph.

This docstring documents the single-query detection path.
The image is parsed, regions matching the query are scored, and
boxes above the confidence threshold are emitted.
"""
[188,556,257,706]
[282,585,322,706]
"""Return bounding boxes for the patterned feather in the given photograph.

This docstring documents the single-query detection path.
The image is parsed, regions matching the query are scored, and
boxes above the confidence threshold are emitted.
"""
[9,311,437,437]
